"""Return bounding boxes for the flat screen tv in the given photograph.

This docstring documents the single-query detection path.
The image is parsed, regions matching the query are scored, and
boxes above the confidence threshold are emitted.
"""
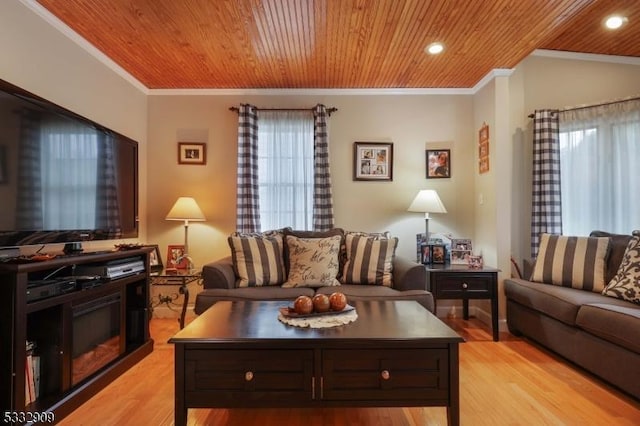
[0,78,139,251]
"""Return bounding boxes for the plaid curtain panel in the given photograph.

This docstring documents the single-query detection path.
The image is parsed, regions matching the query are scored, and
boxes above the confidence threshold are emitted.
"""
[236,104,261,233]
[16,110,43,230]
[531,109,562,259]
[96,132,122,237]
[312,104,335,232]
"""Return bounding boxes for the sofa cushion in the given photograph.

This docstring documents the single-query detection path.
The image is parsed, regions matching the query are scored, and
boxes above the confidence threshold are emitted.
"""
[341,233,397,286]
[504,278,620,326]
[602,236,640,304]
[531,233,609,293]
[282,235,341,288]
[228,234,286,287]
[576,303,640,354]
[590,230,634,283]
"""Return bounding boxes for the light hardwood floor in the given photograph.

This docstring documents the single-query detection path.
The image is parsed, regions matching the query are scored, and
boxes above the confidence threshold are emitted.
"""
[60,316,640,425]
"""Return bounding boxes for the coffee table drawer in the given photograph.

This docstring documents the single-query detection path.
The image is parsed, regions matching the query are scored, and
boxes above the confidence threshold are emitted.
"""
[184,349,313,405]
[322,349,449,401]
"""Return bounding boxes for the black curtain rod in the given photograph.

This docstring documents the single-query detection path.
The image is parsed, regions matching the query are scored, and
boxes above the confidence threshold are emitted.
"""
[527,96,640,118]
[229,106,337,116]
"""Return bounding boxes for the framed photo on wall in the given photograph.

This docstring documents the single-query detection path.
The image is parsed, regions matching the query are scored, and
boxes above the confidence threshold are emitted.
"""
[426,149,451,178]
[178,142,207,165]
[353,142,393,181]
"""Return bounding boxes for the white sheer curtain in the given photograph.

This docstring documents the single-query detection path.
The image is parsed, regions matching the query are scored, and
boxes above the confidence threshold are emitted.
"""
[41,120,99,229]
[257,110,314,231]
[558,99,640,235]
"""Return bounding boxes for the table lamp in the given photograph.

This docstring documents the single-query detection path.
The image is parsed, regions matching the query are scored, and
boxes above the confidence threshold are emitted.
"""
[165,197,206,259]
[407,189,447,241]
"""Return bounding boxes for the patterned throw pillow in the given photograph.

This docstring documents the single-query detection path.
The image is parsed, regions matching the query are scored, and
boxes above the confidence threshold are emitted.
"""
[341,233,397,287]
[228,234,286,287]
[602,236,640,304]
[531,233,610,293]
[282,235,342,288]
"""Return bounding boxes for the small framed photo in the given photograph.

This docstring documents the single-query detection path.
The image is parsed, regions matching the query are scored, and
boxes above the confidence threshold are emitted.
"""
[426,149,451,179]
[146,244,163,271]
[479,123,489,142]
[167,244,188,270]
[354,142,393,181]
[451,238,472,252]
[450,250,472,265]
[178,142,207,165]
[468,255,484,269]
[431,245,446,264]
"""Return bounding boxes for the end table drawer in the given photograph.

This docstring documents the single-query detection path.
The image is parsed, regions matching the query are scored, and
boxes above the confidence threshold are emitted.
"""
[436,275,493,298]
[322,349,449,401]
[185,349,313,405]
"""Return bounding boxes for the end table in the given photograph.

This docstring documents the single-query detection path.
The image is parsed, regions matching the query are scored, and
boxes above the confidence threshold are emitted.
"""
[150,268,201,328]
[425,264,500,341]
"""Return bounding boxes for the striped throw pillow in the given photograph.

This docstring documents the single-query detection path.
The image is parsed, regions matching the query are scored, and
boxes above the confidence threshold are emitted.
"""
[341,233,397,286]
[531,234,610,292]
[228,234,286,287]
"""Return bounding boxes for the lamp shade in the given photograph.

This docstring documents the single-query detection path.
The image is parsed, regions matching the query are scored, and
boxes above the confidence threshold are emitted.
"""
[165,197,206,222]
[408,190,447,213]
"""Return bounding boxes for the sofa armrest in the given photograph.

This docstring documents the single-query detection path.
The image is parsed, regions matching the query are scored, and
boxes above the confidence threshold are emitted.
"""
[201,256,237,289]
[392,256,427,291]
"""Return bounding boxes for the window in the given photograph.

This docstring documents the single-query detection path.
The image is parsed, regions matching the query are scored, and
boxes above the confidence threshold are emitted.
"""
[257,110,314,231]
[41,120,99,229]
[559,102,640,235]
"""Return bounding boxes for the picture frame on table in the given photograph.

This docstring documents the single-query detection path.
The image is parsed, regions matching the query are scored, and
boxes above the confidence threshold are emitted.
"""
[167,244,188,270]
[426,149,451,179]
[431,245,446,264]
[178,142,207,165]
[353,141,393,181]
[451,238,472,251]
[450,250,472,265]
[146,244,163,273]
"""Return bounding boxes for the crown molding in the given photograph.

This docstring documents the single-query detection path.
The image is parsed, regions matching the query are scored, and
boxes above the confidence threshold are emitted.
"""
[19,0,149,94]
[532,49,640,66]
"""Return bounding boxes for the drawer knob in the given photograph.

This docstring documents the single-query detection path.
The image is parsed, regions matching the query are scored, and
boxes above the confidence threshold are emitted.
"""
[245,371,254,381]
[381,370,390,380]
[462,283,468,289]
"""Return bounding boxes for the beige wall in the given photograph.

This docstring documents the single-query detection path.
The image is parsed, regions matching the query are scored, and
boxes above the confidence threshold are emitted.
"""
[147,94,477,267]
[510,54,640,264]
[1,0,148,250]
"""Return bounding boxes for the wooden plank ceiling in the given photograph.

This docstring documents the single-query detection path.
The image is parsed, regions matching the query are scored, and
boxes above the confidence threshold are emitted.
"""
[36,0,640,89]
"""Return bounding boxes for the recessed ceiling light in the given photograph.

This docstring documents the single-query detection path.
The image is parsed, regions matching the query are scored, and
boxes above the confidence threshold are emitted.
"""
[425,42,444,55]
[604,15,628,30]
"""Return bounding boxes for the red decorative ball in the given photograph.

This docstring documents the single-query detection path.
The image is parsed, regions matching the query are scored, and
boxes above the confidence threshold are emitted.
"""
[329,292,347,311]
[293,295,314,315]
[312,294,331,313]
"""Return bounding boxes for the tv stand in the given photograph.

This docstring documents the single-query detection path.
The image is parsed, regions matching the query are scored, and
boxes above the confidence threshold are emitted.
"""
[0,248,154,423]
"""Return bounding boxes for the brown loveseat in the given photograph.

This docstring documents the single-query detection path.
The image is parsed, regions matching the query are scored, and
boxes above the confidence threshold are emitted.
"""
[194,228,434,315]
[504,230,640,399]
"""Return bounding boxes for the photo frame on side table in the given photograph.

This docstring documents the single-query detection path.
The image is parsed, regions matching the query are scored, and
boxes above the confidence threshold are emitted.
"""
[431,245,446,264]
[353,142,393,181]
[167,244,188,270]
[426,149,451,178]
[178,142,207,165]
[146,245,163,273]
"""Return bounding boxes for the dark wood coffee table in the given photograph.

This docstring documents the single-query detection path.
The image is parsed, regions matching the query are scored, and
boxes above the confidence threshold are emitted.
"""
[169,300,463,426]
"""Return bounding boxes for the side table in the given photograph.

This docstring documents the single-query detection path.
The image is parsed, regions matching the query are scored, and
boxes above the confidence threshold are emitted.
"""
[150,268,201,329]
[425,264,499,341]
